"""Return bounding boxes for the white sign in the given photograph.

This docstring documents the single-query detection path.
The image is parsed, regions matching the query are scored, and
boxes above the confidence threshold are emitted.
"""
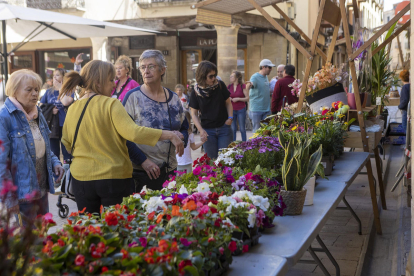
[376,97,381,105]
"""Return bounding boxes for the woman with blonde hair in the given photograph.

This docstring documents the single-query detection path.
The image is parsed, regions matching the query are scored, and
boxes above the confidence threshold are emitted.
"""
[112,55,139,102]
[61,60,184,213]
[0,69,65,225]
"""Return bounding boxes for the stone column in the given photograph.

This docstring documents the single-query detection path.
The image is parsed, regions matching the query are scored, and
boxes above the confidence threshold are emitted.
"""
[215,24,240,84]
[90,37,111,61]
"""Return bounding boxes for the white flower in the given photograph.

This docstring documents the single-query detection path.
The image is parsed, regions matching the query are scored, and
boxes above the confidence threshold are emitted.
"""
[142,196,167,214]
[232,191,254,201]
[164,197,173,202]
[133,193,141,199]
[335,76,342,82]
[219,195,237,206]
[248,212,256,228]
[179,185,189,194]
[167,181,176,189]
[197,182,210,193]
[252,195,270,211]
[141,185,151,193]
[222,218,236,229]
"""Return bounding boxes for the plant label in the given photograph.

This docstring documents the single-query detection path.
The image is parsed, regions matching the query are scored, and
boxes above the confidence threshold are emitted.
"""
[376,97,381,105]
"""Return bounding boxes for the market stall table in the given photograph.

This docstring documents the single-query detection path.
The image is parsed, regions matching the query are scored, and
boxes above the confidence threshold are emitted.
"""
[226,254,288,276]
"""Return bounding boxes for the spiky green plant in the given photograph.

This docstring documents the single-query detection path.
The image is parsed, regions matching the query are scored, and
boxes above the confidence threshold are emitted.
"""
[278,132,324,191]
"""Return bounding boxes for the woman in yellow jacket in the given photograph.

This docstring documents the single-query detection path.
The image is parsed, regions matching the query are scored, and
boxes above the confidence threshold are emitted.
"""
[61,60,184,213]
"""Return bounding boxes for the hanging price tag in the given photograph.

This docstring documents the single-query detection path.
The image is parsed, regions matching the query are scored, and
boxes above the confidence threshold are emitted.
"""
[376,97,381,105]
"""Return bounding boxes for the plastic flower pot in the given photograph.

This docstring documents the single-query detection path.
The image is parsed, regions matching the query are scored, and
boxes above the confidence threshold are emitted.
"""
[347,92,366,109]
[303,176,316,206]
[321,155,334,176]
[279,188,307,215]
[305,83,347,113]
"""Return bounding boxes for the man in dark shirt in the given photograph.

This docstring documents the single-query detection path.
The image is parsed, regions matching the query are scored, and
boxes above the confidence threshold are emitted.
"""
[271,65,298,114]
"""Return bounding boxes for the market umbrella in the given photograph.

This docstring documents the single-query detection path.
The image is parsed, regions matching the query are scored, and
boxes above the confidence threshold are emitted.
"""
[0,2,159,85]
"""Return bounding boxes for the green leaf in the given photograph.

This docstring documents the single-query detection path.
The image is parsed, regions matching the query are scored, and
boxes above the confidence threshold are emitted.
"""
[184,266,200,276]
[55,245,72,261]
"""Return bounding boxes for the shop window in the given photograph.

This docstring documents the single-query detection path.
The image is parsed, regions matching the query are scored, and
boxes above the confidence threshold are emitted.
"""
[237,49,247,79]
[10,51,36,73]
[39,48,92,82]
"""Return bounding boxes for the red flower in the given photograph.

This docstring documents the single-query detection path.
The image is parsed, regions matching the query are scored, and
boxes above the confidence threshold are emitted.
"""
[101,267,108,273]
[75,254,85,266]
[105,212,118,226]
[242,244,249,253]
[214,218,222,227]
[321,109,328,115]
[208,237,215,243]
[121,249,129,259]
[148,211,155,221]
[127,214,136,222]
[91,251,102,258]
[157,240,169,252]
[57,239,65,247]
[228,241,237,253]
[178,260,193,274]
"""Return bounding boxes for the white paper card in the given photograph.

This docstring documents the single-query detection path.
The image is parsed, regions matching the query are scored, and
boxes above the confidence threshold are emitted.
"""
[376,97,381,105]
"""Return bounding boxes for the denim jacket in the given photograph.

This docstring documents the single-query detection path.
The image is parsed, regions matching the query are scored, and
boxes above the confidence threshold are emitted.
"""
[0,98,60,207]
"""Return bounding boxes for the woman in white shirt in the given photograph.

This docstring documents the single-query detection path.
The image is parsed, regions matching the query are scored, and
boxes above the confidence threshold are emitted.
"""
[177,129,206,173]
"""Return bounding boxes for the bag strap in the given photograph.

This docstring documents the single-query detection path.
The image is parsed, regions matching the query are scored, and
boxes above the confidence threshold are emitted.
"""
[163,88,172,172]
[71,94,97,154]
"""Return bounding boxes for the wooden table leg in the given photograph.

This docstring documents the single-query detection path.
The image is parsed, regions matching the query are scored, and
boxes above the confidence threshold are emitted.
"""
[366,159,382,234]
[374,147,387,210]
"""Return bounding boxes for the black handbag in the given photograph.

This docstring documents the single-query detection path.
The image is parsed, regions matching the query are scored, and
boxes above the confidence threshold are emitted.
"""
[132,88,174,192]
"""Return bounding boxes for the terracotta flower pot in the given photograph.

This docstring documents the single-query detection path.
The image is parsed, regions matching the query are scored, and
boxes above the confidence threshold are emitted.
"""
[347,93,365,109]
[279,188,307,215]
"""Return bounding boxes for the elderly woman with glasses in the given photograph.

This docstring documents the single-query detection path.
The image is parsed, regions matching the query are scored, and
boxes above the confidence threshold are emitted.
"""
[123,50,189,192]
[189,60,233,159]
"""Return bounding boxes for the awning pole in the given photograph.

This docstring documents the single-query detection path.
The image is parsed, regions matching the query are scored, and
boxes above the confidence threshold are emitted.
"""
[2,19,7,102]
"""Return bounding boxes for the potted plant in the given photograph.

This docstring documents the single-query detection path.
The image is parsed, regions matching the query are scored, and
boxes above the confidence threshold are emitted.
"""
[278,132,324,215]
[301,62,349,112]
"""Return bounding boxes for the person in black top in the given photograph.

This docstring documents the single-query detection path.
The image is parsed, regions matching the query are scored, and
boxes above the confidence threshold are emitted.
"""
[398,70,410,133]
[189,61,233,159]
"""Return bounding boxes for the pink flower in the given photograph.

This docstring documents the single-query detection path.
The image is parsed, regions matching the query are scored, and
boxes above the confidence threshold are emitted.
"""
[0,179,17,196]
[242,245,249,253]
[198,205,210,215]
[139,237,147,247]
[180,238,192,246]
[219,247,224,255]
[75,254,85,266]
[245,173,253,181]
[42,213,56,226]
[228,241,237,253]
[193,166,201,175]
[147,225,156,234]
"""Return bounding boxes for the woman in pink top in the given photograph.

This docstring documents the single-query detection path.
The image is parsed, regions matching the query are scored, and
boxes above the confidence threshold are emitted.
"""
[112,55,140,102]
[228,70,250,141]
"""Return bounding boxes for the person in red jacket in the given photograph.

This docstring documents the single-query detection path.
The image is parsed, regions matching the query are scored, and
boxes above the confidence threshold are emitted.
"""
[271,65,298,114]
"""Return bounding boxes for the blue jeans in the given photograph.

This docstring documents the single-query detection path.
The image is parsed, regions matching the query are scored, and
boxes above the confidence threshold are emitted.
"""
[231,107,247,141]
[15,194,49,227]
[249,111,271,132]
[402,110,408,134]
[204,124,233,159]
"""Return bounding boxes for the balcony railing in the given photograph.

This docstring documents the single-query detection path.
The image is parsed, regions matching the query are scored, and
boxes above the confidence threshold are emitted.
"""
[135,0,197,8]
[7,0,85,10]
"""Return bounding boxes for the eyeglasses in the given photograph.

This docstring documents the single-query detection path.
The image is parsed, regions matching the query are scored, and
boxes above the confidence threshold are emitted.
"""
[139,64,158,72]
[207,74,217,80]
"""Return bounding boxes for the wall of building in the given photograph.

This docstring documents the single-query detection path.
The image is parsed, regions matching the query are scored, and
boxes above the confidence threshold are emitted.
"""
[360,0,383,29]
[246,32,288,80]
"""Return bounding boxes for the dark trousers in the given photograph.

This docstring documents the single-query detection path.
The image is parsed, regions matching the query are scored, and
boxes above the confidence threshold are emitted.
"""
[72,177,134,214]
[15,194,49,227]
[51,126,72,162]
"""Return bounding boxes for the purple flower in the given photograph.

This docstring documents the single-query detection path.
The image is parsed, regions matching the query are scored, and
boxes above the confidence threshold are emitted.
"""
[129,241,139,248]
[226,175,235,183]
[235,154,244,160]
[258,148,266,153]
[180,238,192,246]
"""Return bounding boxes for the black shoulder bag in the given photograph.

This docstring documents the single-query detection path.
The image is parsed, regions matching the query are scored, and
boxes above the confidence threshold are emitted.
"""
[132,88,173,192]
[59,94,97,197]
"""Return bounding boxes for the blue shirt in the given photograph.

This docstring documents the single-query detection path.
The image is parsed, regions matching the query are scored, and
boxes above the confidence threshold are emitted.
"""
[0,98,61,207]
[40,89,70,127]
[269,77,277,95]
[249,73,271,112]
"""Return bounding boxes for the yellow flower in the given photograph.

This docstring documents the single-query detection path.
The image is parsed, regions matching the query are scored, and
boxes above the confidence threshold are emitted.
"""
[315,121,321,126]
[291,126,297,131]
[338,114,345,118]
[344,122,348,125]
[251,133,259,138]
[314,112,318,115]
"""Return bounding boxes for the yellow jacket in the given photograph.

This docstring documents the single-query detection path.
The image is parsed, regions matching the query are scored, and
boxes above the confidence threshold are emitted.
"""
[62,96,162,181]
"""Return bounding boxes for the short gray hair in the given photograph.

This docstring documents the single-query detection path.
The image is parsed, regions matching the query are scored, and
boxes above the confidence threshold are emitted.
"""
[277,64,285,70]
[139,50,167,80]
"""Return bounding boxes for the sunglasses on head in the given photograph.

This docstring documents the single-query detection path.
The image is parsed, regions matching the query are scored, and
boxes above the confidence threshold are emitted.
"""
[207,74,217,80]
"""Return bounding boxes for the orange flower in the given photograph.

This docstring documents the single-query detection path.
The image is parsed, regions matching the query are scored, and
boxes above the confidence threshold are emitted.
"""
[171,205,182,217]
[78,207,86,214]
[183,200,197,211]
[156,214,164,224]
[100,205,103,214]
